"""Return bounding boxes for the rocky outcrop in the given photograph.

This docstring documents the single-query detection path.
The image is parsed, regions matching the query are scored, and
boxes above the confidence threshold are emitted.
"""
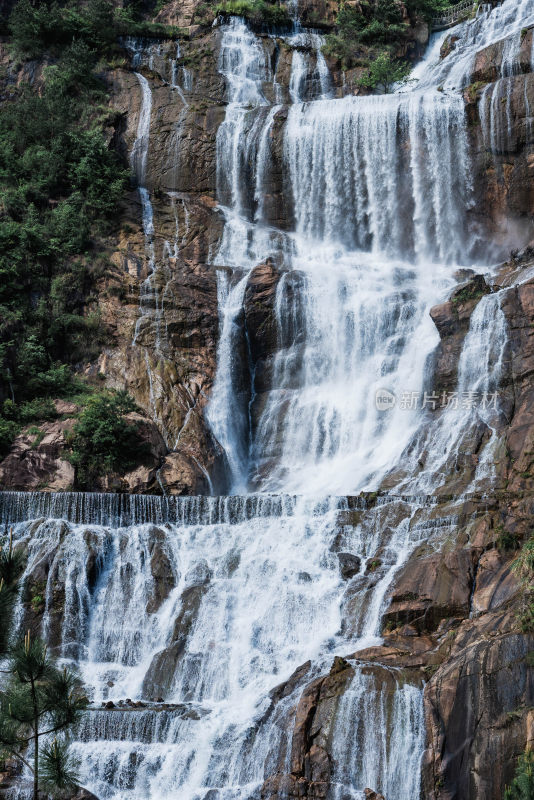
[256,489,533,800]
[466,26,534,253]
[0,419,76,492]
[142,582,208,699]
[261,657,355,799]
[0,401,173,494]
[499,266,534,493]
[429,274,492,396]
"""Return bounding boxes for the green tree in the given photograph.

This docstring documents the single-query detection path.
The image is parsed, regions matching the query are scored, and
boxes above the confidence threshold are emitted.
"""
[0,632,88,800]
[0,529,23,655]
[358,50,411,93]
[68,390,147,487]
[0,527,88,800]
[504,749,534,800]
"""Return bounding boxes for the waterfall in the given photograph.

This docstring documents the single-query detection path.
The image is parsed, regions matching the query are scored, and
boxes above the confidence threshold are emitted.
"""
[330,671,425,800]
[209,24,477,495]
[6,2,534,798]
[398,292,508,493]
[4,492,448,800]
[284,92,472,262]
[287,31,332,103]
[414,0,534,89]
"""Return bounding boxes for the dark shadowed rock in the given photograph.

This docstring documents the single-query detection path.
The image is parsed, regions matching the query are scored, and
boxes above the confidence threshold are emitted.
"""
[337,552,361,580]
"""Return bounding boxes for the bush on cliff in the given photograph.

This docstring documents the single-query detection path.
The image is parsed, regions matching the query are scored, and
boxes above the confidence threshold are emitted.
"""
[214,0,291,29]
[512,534,534,632]
[504,749,534,800]
[323,0,448,70]
[68,390,148,488]
[358,50,411,92]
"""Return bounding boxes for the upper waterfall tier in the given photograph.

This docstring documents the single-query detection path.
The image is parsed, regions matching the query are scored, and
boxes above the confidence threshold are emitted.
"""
[206,14,498,495]
[412,0,534,89]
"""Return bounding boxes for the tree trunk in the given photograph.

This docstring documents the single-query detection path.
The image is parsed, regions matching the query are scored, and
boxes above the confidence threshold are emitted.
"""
[33,728,38,800]
[30,673,38,800]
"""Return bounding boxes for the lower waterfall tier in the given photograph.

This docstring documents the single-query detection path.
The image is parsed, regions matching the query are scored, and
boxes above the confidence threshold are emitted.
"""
[4,493,456,800]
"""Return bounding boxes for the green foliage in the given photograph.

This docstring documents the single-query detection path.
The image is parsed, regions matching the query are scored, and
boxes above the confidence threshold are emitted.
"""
[214,0,291,29]
[358,50,411,93]
[512,535,534,632]
[0,633,88,800]
[496,530,521,552]
[0,417,19,458]
[0,529,24,656]
[504,749,534,800]
[0,2,130,450]
[68,390,147,488]
[40,737,80,793]
[324,0,448,70]
[18,398,58,425]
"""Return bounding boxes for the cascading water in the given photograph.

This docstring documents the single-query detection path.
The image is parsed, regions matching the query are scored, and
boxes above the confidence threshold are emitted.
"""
[3,491,447,800]
[4,2,531,798]
[413,0,534,89]
[208,20,484,496]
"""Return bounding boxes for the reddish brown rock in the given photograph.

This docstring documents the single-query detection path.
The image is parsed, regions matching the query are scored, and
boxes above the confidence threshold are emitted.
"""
[423,626,534,800]
[429,274,491,395]
[383,547,479,634]
[0,420,76,492]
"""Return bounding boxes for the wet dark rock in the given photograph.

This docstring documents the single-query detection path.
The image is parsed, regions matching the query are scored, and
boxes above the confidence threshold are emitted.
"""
[337,552,361,580]
[185,559,212,586]
[383,548,479,634]
[364,790,386,800]
[429,275,491,396]
[142,583,207,699]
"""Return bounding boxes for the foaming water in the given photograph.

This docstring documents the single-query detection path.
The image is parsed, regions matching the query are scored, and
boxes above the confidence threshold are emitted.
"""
[284,91,472,262]
[3,492,444,800]
[400,291,508,493]
[330,671,424,800]
[414,0,534,89]
[208,21,477,494]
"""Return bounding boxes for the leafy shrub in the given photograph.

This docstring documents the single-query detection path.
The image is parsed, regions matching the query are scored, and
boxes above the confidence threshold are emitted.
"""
[18,398,58,424]
[214,0,291,30]
[512,535,534,632]
[0,417,19,458]
[324,0,449,70]
[504,749,534,800]
[68,390,147,487]
[358,50,411,93]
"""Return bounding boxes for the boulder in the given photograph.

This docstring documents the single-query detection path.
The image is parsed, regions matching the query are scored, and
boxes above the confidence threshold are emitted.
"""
[364,790,386,800]
[337,552,362,580]
[382,547,479,634]
[0,420,75,491]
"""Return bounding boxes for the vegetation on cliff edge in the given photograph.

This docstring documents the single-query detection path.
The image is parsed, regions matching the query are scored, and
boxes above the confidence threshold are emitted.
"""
[504,749,534,800]
[323,0,449,81]
[67,390,149,489]
[0,0,133,456]
[214,0,292,29]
